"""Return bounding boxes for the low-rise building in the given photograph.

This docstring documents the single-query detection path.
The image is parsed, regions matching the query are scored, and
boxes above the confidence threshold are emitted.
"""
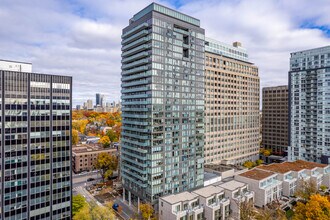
[192,186,230,220]
[257,160,330,196]
[159,179,253,220]
[235,168,281,207]
[72,144,117,173]
[216,180,254,218]
[159,192,204,220]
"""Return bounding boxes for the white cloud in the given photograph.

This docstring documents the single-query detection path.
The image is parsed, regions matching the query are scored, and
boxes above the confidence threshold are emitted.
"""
[0,0,329,105]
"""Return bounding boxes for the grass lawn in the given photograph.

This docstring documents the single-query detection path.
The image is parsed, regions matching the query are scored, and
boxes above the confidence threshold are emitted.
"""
[286,209,294,219]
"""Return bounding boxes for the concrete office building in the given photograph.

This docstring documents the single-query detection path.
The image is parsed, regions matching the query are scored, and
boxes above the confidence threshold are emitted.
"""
[0,59,32,72]
[0,65,72,219]
[288,46,330,163]
[262,85,288,155]
[121,3,205,207]
[204,38,260,165]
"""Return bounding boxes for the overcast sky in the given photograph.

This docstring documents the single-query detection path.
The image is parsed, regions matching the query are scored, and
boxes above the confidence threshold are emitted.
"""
[0,0,330,105]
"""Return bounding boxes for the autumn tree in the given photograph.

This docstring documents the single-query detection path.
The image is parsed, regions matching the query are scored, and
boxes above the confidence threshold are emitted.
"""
[106,129,119,143]
[256,201,286,220]
[72,119,89,134]
[72,129,79,145]
[243,161,255,169]
[256,159,263,166]
[140,203,154,220]
[295,179,318,202]
[99,136,111,148]
[72,195,87,216]
[239,200,257,220]
[293,194,330,220]
[94,152,118,181]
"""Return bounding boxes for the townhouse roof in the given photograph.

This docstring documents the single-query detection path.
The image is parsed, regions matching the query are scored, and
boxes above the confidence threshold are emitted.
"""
[160,191,198,204]
[238,168,275,181]
[217,180,246,191]
[192,185,223,198]
[258,160,328,174]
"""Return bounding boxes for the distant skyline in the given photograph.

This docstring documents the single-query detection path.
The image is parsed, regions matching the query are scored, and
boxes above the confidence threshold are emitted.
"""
[0,0,330,105]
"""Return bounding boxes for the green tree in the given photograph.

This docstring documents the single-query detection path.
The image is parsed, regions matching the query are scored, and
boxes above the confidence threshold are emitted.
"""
[320,185,328,193]
[140,203,154,220]
[72,129,79,145]
[73,201,115,220]
[72,194,87,216]
[94,152,118,181]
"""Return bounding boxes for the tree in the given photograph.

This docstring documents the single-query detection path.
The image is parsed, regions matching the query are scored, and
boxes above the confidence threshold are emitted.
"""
[256,201,286,220]
[99,136,111,148]
[73,205,91,220]
[239,200,257,220]
[320,185,328,193]
[94,152,118,181]
[73,201,115,220]
[72,129,79,145]
[293,194,330,220]
[256,159,263,166]
[72,119,89,134]
[295,179,318,202]
[72,195,87,216]
[140,203,154,220]
[106,129,119,143]
[243,161,255,169]
[263,149,271,156]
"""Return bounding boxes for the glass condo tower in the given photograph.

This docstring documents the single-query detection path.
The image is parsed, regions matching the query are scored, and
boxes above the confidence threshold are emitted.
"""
[121,3,205,207]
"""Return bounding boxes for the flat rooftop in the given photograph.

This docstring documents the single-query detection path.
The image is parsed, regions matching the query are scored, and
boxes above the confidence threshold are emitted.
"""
[72,144,116,154]
[161,191,198,204]
[192,185,223,198]
[216,180,246,191]
[205,164,244,172]
[238,168,275,181]
[258,160,328,174]
[204,171,221,182]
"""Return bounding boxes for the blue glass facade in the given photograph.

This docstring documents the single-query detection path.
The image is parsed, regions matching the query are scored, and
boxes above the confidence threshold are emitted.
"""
[121,3,205,206]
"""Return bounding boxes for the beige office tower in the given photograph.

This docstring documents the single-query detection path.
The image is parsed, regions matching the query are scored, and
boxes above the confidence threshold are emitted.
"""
[205,38,260,165]
[262,86,288,155]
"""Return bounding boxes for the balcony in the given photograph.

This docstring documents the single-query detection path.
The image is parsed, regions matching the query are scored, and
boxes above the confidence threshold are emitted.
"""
[121,79,150,87]
[122,29,149,45]
[122,22,149,38]
[122,65,149,75]
[122,100,151,106]
[121,86,150,94]
[122,59,150,70]
[121,154,147,167]
[121,172,147,188]
[121,113,149,118]
[122,35,151,51]
[122,44,150,57]
[121,93,150,100]
[122,52,150,64]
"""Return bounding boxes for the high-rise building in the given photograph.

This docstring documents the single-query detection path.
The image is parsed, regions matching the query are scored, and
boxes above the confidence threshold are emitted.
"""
[121,3,205,207]
[96,93,101,106]
[288,46,330,163]
[204,38,260,165]
[0,66,72,219]
[262,85,288,155]
[86,99,93,110]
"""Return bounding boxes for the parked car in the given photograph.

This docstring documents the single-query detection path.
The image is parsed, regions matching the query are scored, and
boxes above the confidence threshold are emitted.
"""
[87,178,95,182]
[112,203,120,212]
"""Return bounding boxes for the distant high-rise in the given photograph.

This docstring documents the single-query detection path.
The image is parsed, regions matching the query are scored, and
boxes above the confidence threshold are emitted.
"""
[121,3,205,207]
[86,99,93,110]
[204,38,260,165]
[0,62,72,219]
[96,93,101,106]
[288,46,330,163]
[262,86,288,155]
